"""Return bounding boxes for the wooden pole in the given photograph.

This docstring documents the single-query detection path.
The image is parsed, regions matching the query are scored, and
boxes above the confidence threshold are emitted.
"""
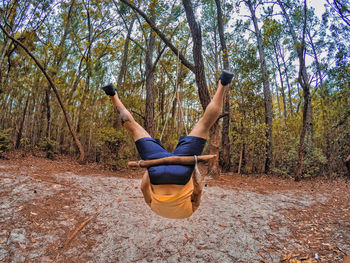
[128,155,216,168]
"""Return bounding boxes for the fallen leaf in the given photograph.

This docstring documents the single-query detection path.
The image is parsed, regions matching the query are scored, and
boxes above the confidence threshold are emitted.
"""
[31,237,36,243]
[19,243,26,250]
[0,240,3,244]
[282,254,291,261]
[30,211,38,216]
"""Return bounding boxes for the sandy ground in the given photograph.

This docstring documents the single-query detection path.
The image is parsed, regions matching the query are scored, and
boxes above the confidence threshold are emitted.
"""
[0,154,349,263]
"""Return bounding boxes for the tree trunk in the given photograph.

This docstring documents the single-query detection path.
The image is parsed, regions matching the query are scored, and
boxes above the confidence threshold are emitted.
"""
[45,86,51,138]
[15,95,30,149]
[117,19,135,89]
[273,70,282,117]
[144,29,156,137]
[215,0,231,172]
[307,31,323,87]
[182,0,220,178]
[280,50,293,115]
[246,0,273,174]
[346,155,350,178]
[273,41,287,119]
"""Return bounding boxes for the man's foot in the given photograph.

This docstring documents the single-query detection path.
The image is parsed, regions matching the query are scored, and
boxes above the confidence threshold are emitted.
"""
[102,83,116,96]
[220,70,234,86]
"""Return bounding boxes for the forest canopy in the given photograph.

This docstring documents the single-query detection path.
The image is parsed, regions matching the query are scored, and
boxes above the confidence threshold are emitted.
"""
[0,0,349,178]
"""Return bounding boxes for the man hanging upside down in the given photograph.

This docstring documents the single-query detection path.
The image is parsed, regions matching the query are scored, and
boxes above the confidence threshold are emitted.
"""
[102,70,234,219]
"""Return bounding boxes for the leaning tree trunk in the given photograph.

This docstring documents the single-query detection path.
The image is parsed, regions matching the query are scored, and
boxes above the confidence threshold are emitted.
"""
[0,25,85,163]
[246,0,273,174]
[215,0,231,172]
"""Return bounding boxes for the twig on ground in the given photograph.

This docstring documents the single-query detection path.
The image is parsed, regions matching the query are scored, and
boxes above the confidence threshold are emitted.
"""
[63,211,100,248]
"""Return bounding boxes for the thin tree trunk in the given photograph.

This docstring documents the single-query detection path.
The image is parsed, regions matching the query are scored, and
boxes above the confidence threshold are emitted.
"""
[144,28,156,137]
[45,86,51,138]
[280,52,293,115]
[246,0,273,174]
[307,31,323,87]
[117,19,135,89]
[15,95,30,149]
[346,155,350,178]
[273,42,287,119]
[273,70,282,117]
[215,0,231,172]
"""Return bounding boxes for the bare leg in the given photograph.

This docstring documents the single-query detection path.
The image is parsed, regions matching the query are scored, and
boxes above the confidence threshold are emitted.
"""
[110,93,151,142]
[189,80,228,139]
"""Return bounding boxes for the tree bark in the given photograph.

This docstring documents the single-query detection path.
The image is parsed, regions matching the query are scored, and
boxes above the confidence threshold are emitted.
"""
[0,25,85,163]
[246,0,273,174]
[215,0,231,172]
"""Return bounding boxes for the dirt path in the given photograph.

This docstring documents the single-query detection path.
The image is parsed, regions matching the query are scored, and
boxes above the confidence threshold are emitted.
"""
[0,155,349,262]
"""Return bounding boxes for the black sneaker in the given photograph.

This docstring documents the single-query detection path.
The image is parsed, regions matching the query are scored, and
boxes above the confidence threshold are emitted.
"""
[220,70,234,86]
[102,83,116,96]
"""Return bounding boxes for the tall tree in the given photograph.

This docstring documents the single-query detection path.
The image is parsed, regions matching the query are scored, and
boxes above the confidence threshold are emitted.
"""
[277,0,313,180]
[244,0,274,174]
[215,0,231,172]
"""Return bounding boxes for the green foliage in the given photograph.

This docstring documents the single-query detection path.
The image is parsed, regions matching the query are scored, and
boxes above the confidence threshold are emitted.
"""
[94,127,133,169]
[0,129,12,157]
[20,137,31,152]
[302,145,327,177]
[39,137,57,159]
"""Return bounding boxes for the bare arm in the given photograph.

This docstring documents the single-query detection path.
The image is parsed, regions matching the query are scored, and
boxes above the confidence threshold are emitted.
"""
[140,171,152,206]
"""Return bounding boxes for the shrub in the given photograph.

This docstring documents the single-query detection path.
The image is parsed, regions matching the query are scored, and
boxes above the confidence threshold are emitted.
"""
[94,127,133,169]
[39,137,57,159]
[0,129,12,157]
